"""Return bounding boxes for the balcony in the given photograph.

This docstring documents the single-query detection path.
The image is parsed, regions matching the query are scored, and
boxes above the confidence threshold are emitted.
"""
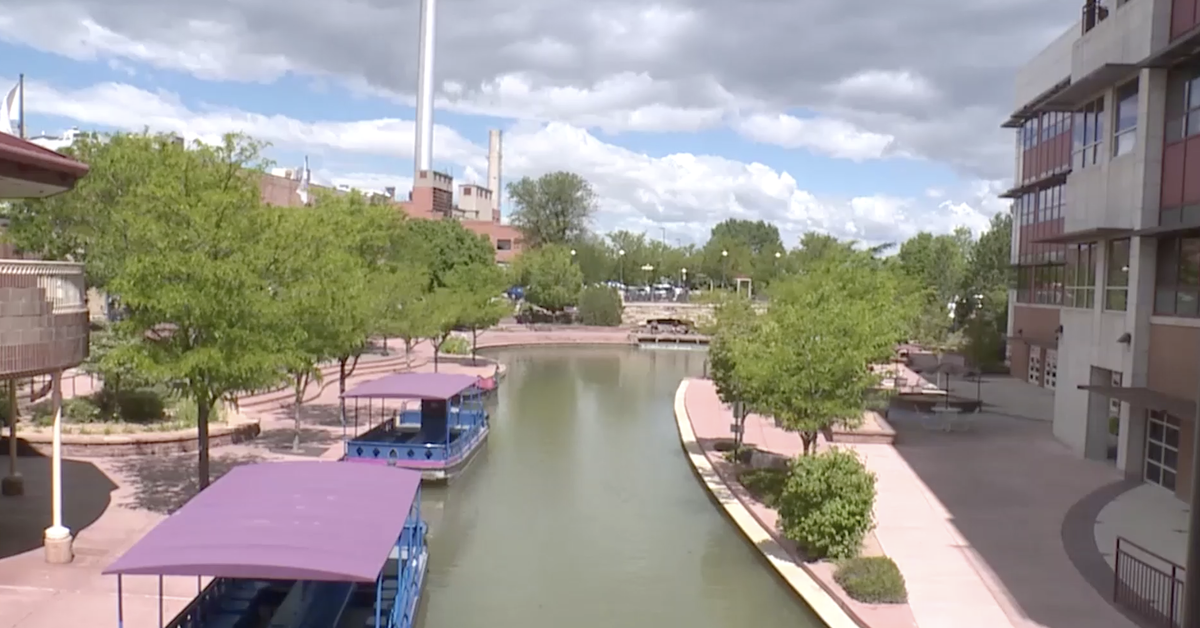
[0,260,89,379]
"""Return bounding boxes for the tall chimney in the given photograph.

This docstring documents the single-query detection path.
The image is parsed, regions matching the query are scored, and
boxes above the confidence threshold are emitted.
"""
[413,0,438,179]
[487,129,502,222]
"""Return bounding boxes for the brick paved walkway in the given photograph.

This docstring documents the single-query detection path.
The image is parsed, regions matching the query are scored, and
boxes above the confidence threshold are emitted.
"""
[683,378,1137,628]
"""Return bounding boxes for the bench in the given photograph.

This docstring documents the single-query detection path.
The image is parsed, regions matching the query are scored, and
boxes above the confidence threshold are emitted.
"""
[267,580,355,628]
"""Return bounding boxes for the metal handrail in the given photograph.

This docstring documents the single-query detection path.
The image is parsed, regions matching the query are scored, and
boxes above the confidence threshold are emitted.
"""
[1114,536,1184,627]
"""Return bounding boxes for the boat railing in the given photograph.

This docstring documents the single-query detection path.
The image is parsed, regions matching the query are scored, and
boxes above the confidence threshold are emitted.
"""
[162,577,233,628]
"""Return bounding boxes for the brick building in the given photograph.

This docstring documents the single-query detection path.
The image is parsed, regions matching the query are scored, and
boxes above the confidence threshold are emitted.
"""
[1004,0,1200,503]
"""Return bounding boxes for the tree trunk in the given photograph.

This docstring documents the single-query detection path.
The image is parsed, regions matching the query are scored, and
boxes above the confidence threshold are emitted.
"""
[801,431,818,455]
[471,329,478,365]
[432,340,441,373]
[197,395,211,489]
[339,357,348,396]
[404,339,413,370]
[292,372,308,452]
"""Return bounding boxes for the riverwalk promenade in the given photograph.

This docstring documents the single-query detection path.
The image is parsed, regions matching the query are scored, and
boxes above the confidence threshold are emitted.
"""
[679,377,1139,628]
[0,329,632,628]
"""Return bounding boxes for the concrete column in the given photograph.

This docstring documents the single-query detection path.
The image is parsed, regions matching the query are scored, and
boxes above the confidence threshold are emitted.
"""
[1,379,21,496]
[43,370,72,564]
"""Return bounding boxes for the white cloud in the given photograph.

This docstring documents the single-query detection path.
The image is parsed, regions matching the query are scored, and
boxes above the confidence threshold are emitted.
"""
[732,114,897,161]
[17,77,1002,247]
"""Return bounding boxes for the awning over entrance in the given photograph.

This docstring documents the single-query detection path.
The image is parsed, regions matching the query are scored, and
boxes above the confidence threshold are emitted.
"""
[1077,385,1195,420]
[0,133,89,199]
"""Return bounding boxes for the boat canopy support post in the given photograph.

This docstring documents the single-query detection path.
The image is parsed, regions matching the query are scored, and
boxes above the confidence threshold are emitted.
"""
[158,575,164,627]
[374,574,383,628]
[116,574,124,628]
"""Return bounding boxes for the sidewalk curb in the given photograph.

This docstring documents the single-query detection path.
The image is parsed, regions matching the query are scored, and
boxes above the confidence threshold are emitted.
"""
[672,379,862,628]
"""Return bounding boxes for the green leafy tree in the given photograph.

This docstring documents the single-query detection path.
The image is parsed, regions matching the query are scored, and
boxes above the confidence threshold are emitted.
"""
[514,244,583,312]
[706,295,760,449]
[383,278,436,370]
[422,289,464,372]
[100,133,294,488]
[896,229,973,348]
[446,263,511,362]
[958,212,1012,326]
[506,171,597,247]
[397,218,494,289]
[734,257,915,454]
[576,285,624,326]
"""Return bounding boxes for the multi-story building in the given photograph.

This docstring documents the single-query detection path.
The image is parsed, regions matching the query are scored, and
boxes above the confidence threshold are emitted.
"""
[1004,0,1200,503]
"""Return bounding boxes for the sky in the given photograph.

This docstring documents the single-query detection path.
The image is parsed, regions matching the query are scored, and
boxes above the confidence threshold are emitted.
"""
[0,0,1080,247]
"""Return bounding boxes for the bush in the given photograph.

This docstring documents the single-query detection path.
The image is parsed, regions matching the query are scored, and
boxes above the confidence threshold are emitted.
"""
[116,389,166,423]
[171,396,222,426]
[441,336,471,356]
[777,448,877,560]
[577,286,623,326]
[738,467,787,507]
[834,556,908,604]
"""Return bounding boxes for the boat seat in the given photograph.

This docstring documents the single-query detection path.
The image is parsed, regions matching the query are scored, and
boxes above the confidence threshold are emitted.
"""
[267,581,355,628]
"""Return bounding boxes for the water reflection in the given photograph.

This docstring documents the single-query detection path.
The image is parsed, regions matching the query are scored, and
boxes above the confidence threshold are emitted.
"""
[417,346,820,628]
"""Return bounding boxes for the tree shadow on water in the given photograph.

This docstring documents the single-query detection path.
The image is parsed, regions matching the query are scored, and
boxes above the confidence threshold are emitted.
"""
[111,451,267,514]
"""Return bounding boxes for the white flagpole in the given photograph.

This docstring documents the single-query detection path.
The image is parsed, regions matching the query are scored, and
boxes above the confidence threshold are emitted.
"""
[17,74,24,139]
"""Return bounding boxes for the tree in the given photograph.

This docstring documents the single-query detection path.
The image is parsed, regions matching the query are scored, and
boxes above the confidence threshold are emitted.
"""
[447,263,511,362]
[958,212,1012,326]
[896,229,973,348]
[99,133,295,488]
[507,171,597,247]
[706,295,760,450]
[733,256,916,454]
[421,290,464,372]
[397,218,494,289]
[514,244,583,312]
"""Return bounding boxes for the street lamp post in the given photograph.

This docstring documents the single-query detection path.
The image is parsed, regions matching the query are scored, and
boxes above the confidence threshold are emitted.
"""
[681,267,687,287]
[721,249,729,288]
[618,249,626,286]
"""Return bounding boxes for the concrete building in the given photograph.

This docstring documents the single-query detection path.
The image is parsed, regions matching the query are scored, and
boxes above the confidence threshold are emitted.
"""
[0,130,91,563]
[1003,0,1200,504]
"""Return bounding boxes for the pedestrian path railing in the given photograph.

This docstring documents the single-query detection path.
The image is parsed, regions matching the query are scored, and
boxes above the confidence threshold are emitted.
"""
[1114,536,1184,627]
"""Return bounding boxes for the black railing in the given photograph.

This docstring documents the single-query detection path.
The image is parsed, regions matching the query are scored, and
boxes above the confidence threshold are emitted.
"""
[1114,536,1184,627]
[1082,0,1111,34]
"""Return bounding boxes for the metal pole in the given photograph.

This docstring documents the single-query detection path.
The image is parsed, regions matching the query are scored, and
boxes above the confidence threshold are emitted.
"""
[413,0,438,177]
[7,380,16,479]
[47,371,67,534]
[1182,391,1200,627]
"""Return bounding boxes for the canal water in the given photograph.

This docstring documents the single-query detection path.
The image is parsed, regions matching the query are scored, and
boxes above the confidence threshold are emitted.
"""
[417,345,822,627]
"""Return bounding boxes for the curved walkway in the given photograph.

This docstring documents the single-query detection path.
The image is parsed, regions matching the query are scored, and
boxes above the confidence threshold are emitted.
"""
[683,378,1140,628]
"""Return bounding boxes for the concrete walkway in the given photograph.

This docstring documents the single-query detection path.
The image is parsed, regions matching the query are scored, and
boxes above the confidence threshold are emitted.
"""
[684,379,1138,628]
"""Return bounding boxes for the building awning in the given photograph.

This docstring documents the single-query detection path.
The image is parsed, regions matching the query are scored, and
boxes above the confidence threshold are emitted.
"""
[1031,227,1132,244]
[1002,78,1071,128]
[1077,385,1195,420]
[1141,26,1200,69]
[1130,222,1200,238]
[1006,335,1058,349]
[1038,64,1140,111]
[999,171,1070,200]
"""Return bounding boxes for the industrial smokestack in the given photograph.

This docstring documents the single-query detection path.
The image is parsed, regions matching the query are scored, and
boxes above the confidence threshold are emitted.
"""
[413,0,437,179]
[487,129,502,222]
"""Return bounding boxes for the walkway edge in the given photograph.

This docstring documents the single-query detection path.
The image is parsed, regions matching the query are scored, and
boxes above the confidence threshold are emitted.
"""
[672,379,860,628]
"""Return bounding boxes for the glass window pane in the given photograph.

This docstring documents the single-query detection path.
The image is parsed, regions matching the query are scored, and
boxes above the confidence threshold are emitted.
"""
[1165,447,1178,470]
[1156,288,1178,314]
[1114,131,1135,156]
[1149,418,1164,441]
[1163,469,1177,490]
[1180,239,1200,286]
[1117,81,1139,131]
[1189,77,1200,110]
[1189,110,1200,137]
[1107,239,1130,287]
[1166,425,1180,448]
[1178,291,1199,316]
[1105,289,1127,311]
[1146,462,1162,483]
[1148,442,1164,463]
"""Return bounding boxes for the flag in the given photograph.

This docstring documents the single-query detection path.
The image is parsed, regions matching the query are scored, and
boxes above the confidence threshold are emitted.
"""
[1,81,20,136]
[296,156,310,205]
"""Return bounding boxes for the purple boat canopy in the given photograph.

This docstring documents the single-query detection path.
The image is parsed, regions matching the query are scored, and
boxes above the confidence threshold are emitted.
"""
[342,372,481,400]
[104,461,421,582]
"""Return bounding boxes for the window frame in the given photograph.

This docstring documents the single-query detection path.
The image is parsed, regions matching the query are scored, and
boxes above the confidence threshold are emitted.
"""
[1073,97,1106,168]
[1166,65,1200,143]
[1113,80,1138,157]
[1065,242,1097,308]
[1144,410,1180,491]
[1104,238,1130,311]
[1154,236,1200,317]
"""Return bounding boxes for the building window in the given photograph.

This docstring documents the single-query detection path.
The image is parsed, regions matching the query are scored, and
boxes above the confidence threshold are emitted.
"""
[1073,97,1105,168]
[1144,410,1179,491]
[1154,236,1200,316]
[496,239,512,251]
[1113,80,1138,156]
[1105,239,1130,311]
[463,187,472,195]
[1166,65,1200,143]
[1065,242,1097,308]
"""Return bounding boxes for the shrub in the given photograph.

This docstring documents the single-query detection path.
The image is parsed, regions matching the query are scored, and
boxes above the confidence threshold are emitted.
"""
[576,286,623,326]
[116,389,167,423]
[441,335,471,356]
[29,397,102,426]
[777,448,877,560]
[172,396,222,426]
[738,467,787,507]
[834,556,908,604]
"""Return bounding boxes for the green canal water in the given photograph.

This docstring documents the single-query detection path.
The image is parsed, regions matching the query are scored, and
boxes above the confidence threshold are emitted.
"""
[417,345,822,627]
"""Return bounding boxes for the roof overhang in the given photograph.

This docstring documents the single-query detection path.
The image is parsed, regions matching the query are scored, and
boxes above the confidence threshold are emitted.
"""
[1031,227,1132,244]
[998,171,1070,199]
[1040,64,1140,111]
[0,133,89,199]
[1006,335,1059,349]
[1130,221,1200,238]
[1002,78,1071,128]
[1141,26,1200,69]
[1078,385,1195,420]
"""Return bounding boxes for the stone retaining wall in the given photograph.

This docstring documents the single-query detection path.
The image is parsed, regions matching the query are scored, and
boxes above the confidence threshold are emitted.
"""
[3,421,261,457]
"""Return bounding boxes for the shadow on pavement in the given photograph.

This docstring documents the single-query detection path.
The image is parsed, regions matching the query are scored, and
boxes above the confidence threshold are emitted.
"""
[110,451,267,514]
[0,447,116,560]
[884,400,1141,628]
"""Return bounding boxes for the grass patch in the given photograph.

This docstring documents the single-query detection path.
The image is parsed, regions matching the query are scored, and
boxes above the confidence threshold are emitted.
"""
[737,467,788,507]
[833,556,908,604]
